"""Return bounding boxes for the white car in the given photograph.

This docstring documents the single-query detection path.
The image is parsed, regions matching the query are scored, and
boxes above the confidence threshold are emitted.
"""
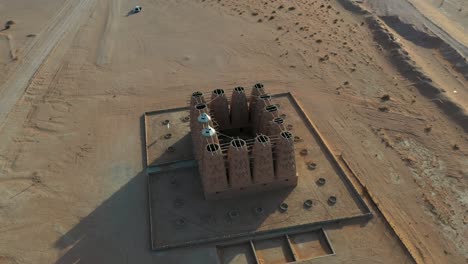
[133,6,142,13]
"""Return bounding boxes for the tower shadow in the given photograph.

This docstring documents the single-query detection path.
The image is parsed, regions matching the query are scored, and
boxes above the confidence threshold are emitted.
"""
[54,172,155,263]
[54,115,154,263]
[53,115,220,263]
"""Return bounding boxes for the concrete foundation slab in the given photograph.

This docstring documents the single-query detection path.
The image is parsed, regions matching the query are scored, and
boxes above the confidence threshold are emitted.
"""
[144,93,371,251]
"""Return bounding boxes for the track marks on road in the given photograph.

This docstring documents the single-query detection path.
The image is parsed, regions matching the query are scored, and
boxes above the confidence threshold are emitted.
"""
[0,0,96,130]
[96,0,121,65]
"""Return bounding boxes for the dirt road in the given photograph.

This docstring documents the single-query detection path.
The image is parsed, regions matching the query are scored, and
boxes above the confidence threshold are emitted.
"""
[0,0,96,129]
[365,0,467,57]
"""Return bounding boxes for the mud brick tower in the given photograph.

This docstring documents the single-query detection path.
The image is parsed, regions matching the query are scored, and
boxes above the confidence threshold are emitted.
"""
[189,84,298,200]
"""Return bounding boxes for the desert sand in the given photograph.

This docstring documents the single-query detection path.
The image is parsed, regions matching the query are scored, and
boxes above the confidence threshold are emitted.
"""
[0,0,466,263]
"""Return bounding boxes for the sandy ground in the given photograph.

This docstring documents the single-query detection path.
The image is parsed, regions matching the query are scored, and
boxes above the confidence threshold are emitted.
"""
[0,0,71,83]
[0,0,466,263]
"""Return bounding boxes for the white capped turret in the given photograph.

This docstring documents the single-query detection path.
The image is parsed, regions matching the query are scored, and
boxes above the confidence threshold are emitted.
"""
[197,113,211,123]
[201,126,216,137]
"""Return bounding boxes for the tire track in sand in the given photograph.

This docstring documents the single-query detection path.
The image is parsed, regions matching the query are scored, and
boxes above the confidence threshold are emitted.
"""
[96,0,121,65]
[0,0,96,130]
[0,33,17,61]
